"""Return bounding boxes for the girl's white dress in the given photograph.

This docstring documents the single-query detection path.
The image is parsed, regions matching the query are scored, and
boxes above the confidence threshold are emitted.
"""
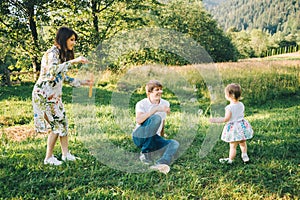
[221,102,253,142]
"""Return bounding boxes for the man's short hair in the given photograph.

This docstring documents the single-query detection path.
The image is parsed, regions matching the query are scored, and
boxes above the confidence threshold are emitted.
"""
[146,80,162,93]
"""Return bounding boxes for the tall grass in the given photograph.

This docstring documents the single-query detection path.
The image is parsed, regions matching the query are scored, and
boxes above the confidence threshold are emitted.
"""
[0,60,299,199]
[218,60,300,105]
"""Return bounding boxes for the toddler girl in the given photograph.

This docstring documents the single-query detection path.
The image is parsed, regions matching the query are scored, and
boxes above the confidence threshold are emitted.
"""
[210,83,253,164]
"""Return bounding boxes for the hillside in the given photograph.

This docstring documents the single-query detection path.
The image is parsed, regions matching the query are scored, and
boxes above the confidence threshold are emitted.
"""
[239,51,300,62]
[202,0,226,9]
[203,0,300,35]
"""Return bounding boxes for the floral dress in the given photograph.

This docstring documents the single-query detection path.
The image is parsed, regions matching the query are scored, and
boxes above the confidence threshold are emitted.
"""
[221,102,254,142]
[32,46,81,136]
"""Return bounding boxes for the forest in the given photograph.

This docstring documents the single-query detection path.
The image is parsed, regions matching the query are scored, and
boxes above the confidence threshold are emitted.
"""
[206,0,300,35]
[1,0,299,86]
[205,0,300,58]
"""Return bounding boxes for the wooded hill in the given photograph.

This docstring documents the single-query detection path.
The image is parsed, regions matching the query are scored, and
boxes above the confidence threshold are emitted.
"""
[204,0,300,35]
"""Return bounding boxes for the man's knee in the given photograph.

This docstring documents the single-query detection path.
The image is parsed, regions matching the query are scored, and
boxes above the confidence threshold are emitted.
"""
[149,114,162,126]
[170,139,179,150]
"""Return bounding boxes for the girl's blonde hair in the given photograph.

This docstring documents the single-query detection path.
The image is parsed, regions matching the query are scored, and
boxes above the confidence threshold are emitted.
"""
[225,83,242,100]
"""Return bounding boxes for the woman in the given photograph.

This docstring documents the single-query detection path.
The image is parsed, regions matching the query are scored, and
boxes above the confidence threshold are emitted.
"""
[32,27,90,165]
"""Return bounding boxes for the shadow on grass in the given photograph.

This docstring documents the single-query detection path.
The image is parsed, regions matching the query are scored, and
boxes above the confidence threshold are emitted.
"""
[0,82,34,101]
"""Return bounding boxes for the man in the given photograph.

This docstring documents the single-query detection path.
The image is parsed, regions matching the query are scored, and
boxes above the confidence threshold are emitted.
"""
[132,80,179,174]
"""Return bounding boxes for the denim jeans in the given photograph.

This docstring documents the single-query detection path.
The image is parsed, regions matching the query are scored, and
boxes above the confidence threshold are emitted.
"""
[132,114,179,165]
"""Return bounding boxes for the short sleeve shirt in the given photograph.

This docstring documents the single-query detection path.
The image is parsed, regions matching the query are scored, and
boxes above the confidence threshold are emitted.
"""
[135,98,170,135]
[225,102,245,122]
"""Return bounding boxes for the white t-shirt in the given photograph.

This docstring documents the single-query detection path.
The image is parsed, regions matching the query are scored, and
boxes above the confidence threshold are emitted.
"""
[225,102,245,122]
[135,98,170,135]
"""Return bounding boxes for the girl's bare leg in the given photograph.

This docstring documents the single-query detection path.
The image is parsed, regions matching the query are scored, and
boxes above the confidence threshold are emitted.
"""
[229,142,238,161]
[239,140,247,154]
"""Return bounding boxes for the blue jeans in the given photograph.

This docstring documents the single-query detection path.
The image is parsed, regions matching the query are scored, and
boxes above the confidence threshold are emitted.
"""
[132,115,179,165]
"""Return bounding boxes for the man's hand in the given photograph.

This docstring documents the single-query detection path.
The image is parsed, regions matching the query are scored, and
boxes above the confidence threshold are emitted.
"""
[152,105,170,113]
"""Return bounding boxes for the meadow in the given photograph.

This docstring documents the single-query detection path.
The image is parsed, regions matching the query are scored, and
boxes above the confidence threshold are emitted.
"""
[0,59,299,199]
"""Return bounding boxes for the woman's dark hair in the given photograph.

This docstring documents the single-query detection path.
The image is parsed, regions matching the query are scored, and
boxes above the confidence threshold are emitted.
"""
[54,27,78,62]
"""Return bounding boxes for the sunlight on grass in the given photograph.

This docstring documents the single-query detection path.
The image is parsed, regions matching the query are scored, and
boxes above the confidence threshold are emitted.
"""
[0,61,299,199]
[0,99,33,126]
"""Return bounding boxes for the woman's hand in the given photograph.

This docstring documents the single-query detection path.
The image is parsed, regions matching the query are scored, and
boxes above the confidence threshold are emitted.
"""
[70,56,89,64]
[80,79,92,86]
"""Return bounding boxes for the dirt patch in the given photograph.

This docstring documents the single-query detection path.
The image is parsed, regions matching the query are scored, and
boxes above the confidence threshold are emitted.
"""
[0,125,47,142]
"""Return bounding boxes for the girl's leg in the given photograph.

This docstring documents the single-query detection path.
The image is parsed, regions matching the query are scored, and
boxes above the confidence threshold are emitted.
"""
[239,140,247,154]
[60,135,69,156]
[229,142,238,161]
[239,140,249,162]
[45,132,58,159]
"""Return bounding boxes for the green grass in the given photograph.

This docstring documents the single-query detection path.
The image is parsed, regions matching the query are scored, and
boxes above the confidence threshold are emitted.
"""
[0,61,299,199]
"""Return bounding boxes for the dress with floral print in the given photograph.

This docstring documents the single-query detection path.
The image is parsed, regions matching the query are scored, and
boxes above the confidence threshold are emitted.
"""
[32,46,81,136]
[220,102,254,142]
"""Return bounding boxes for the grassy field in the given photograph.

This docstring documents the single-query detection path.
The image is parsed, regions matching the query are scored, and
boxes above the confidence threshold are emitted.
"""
[0,60,299,199]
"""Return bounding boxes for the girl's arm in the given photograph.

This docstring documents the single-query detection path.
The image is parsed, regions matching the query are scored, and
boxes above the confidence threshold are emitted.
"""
[210,109,232,123]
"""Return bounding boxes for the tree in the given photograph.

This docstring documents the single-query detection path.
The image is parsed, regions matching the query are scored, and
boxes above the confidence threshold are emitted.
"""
[0,0,51,79]
[250,29,270,57]
[158,0,238,62]
[0,0,242,83]
[227,29,255,58]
